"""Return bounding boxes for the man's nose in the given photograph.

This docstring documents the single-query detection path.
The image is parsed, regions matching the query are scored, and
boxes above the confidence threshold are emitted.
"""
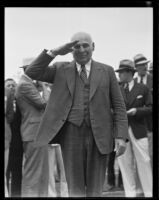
[79,46,85,52]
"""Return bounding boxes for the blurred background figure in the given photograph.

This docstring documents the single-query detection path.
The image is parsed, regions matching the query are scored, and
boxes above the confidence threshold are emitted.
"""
[5,84,14,197]
[5,78,23,197]
[16,58,50,197]
[148,62,153,76]
[116,59,152,197]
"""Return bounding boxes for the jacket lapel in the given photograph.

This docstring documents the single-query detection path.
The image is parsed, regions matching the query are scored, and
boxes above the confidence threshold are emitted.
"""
[126,82,140,106]
[64,61,76,99]
[89,60,102,101]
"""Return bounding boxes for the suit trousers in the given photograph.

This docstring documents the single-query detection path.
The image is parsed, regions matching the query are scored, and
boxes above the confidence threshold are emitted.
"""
[22,141,49,197]
[117,126,152,197]
[56,121,107,197]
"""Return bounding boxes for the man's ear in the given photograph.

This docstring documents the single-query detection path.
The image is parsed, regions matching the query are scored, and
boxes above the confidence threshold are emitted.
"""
[92,42,95,51]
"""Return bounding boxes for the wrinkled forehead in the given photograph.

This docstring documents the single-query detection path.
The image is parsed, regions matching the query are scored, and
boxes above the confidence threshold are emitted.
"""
[71,32,93,44]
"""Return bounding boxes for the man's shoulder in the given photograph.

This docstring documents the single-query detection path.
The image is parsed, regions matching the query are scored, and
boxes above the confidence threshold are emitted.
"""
[93,60,113,70]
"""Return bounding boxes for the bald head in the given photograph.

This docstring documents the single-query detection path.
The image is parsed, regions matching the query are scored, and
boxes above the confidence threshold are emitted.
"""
[71,32,93,44]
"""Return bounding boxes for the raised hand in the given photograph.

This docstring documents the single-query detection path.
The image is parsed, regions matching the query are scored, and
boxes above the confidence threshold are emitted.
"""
[52,40,79,56]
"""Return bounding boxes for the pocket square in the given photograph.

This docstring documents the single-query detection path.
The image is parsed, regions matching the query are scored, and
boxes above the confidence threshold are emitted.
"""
[137,95,143,99]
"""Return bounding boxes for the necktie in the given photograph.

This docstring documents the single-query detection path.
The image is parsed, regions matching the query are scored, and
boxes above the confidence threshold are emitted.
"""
[80,65,87,84]
[124,83,129,99]
[140,76,143,84]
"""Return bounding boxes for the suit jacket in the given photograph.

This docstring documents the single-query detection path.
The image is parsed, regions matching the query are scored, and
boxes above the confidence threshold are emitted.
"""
[25,50,128,154]
[134,73,153,132]
[134,73,153,92]
[120,81,152,139]
[5,87,14,149]
[15,74,47,142]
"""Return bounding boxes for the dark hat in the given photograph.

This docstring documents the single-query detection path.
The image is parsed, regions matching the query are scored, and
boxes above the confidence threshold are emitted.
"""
[133,54,150,66]
[115,59,136,73]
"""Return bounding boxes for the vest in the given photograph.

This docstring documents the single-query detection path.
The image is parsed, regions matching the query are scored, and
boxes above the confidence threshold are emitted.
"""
[67,69,91,127]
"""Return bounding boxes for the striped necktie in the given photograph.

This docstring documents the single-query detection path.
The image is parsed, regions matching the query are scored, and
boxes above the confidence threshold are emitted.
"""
[80,65,87,84]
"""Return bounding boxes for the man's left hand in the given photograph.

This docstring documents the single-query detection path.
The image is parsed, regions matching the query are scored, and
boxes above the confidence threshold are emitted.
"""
[114,138,126,157]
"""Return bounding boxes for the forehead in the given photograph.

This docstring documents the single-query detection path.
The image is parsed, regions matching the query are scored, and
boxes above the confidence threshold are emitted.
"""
[136,64,147,69]
[5,80,16,86]
[71,33,92,44]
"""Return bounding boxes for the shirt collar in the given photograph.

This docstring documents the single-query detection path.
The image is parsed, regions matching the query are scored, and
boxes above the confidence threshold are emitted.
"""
[125,79,134,91]
[136,73,148,83]
[76,59,92,73]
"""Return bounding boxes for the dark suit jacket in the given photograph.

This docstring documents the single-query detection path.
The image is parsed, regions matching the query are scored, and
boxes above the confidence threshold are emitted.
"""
[134,73,153,132]
[5,87,14,149]
[25,50,128,154]
[120,81,152,139]
[134,73,153,92]
[15,74,47,142]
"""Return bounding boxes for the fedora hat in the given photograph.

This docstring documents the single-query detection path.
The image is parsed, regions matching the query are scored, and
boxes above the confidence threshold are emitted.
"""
[133,54,150,66]
[19,57,35,69]
[115,59,136,72]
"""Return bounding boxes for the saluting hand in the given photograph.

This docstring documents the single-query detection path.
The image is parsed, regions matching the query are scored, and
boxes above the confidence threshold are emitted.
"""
[51,40,79,56]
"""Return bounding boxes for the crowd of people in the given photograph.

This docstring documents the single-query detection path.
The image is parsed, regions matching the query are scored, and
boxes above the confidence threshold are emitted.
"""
[4,32,153,197]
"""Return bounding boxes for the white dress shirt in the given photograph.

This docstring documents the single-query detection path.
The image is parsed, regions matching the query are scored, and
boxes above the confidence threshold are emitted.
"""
[124,79,134,92]
[136,73,148,85]
[76,60,92,78]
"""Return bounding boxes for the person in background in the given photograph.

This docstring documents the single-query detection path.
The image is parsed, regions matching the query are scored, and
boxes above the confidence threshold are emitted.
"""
[5,78,23,197]
[5,85,14,197]
[115,59,152,197]
[15,64,50,197]
[25,31,128,197]
[133,54,153,182]
[148,62,153,77]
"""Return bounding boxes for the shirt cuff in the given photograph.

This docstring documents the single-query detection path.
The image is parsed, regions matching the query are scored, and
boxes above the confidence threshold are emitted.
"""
[47,50,56,58]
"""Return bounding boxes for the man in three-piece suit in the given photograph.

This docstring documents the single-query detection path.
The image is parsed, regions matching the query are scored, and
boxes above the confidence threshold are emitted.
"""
[25,32,128,197]
[15,66,50,197]
[116,59,152,197]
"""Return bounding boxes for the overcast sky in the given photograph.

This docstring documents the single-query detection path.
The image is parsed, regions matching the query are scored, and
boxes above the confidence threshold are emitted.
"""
[5,7,153,81]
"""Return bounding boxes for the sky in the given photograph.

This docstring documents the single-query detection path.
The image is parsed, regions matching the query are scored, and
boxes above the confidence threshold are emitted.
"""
[5,7,153,81]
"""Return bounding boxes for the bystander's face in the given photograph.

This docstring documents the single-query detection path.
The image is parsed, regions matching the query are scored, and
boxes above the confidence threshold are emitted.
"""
[5,80,16,94]
[118,71,130,83]
[71,33,94,65]
[136,63,147,77]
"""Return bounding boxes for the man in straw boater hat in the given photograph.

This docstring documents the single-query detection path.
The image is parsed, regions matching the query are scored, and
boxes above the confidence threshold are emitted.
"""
[133,54,153,167]
[115,59,152,197]
[15,58,51,197]
[133,54,152,91]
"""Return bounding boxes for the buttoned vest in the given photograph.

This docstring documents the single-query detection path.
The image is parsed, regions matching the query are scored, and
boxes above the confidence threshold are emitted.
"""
[67,69,91,127]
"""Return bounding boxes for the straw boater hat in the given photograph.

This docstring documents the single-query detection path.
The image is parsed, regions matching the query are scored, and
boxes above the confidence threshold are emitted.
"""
[133,54,150,66]
[19,57,35,71]
[115,59,136,73]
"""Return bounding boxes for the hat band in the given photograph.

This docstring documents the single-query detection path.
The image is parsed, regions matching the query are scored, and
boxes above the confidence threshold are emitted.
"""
[119,65,134,69]
[135,57,147,64]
